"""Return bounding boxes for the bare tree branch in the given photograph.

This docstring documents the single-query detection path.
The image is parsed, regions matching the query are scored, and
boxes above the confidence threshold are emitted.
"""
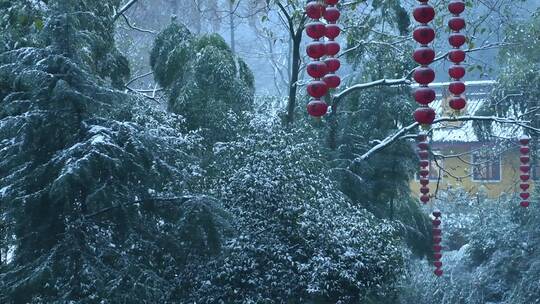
[113,0,139,22]
[351,115,540,166]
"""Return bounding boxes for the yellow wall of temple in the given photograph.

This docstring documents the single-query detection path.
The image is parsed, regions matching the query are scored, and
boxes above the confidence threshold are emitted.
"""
[409,144,537,199]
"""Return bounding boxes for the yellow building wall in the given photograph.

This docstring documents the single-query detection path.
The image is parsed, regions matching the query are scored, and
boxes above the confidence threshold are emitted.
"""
[409,144,536,199]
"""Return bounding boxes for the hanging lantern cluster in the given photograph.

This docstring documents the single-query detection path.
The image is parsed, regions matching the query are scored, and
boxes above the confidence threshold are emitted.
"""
[412,0,436,127]
[447,0,467,112]
[412,0,436,205]
[305,0,341,117]
[417,132,431,204]
[432,210,443,277]
[519,136,531,207]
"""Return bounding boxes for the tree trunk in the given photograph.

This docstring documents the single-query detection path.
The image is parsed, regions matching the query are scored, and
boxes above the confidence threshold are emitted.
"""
[229,0,236,53]
[286,30,302,126]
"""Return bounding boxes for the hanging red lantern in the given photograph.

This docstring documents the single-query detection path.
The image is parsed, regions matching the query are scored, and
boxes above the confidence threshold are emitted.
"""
[305,2,326,19]
[414,107,436,125]
[448,1,465,14]
[325,24,340,39]
[413,5,435,24]
[420,195,430,204]
[420,178,429,186]
[306,22,326,39]
[325,41,341,56]
[433,219,441,226]
[433,261,443,268]
[418,150,430,159]
[418,141,429,150]
[323,74,341,88]
[434,252,442,260]
[434,268,443,277]
[413,26,436,45]
[448,17,466,31]
[413,67,436,85]
[420,159,430,167]
[323,7,340,22]
[519,136,530,145]
[520,146,530,154]
[449,33,466,47]
[306,41,326,59]
[520,164,531,173]
[520,192,530,200]
[520,155,530,163]
[307,99,328,117]
[324,58,341,72]
[420,186,430,194]
[448,65,466,79]
[520,174,530,181]
[448,49,466,63]
[432,228,441,236]
[413,47,435,65]
[449,81,466,95]
[307,80,329,98]
[520,183,530,191]
[306,61,328,78]
[521,201,530,208]
[414,87,436,105]
[433,236,442,244]
[449,97,466,110]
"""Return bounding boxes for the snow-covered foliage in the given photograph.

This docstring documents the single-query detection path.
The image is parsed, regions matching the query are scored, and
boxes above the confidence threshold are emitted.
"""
[187,120,407,303]
[400,191,540,304]
[150,23,254,144]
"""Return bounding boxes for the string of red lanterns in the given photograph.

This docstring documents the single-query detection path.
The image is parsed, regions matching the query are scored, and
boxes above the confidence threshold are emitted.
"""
[519,136,531,207]
[432,210,443,277]
[306,0,341,117]
[412,0,436,203]
[447,0,467,112]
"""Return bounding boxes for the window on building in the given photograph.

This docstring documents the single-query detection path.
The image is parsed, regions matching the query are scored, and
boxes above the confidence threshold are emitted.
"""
[472,152,501,182]
[532,161,540,181]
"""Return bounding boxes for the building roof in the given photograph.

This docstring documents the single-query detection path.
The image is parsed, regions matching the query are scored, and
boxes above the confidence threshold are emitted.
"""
[412,80,522,143]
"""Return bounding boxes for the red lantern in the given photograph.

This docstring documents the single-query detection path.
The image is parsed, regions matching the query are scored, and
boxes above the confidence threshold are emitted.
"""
[448,1,465,14]
[520,192,530,200]
[519,136,530,145]
[449,81,466,95]
[449,33,466,47]
[420,186,430,194]
[305,2,325,19]
[449,97,466,110]
[307,80,328,98]
[413,67,436,85]
[325,41,341,56]
[307,99,328,117]
[434,268,443,277]
[433,210,441,218]
[306,61,328,78]
[449,65,465,79]
[521,201,530,208]
[413,5,435,24]
[520,155,530,163]
[434,253,442,260]
[322,74,341,88]
[433,236,442,244]
[325,24,340,39]
[306,42,326,59]
[306,22,326,39]
[520,146,530,154]
[418,141,429,150]
[414,107,436,125]
[448,49,466,63]
[520,183,530,191]
[413,47,435,65]
[421,195,430,203]
[448,17,466,31]
[520,174,530,181]
[432,219,441,226]
[413,26,435,45]
[520,164,531,173]
[419,168,430,177]
[324,58,341,72]
[418,150,430,160]
[433,261,443,268]
[323,7,340,22]
[325,0,339,4]
[414,87,436,105]
[419,159,429,168]
[420,178,429,187]
[433,245,442,252]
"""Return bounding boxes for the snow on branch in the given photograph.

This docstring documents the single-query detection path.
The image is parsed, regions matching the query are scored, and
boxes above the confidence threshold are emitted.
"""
[333,42,510,104]
[351,115,540,165]
[113,0,139,21]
